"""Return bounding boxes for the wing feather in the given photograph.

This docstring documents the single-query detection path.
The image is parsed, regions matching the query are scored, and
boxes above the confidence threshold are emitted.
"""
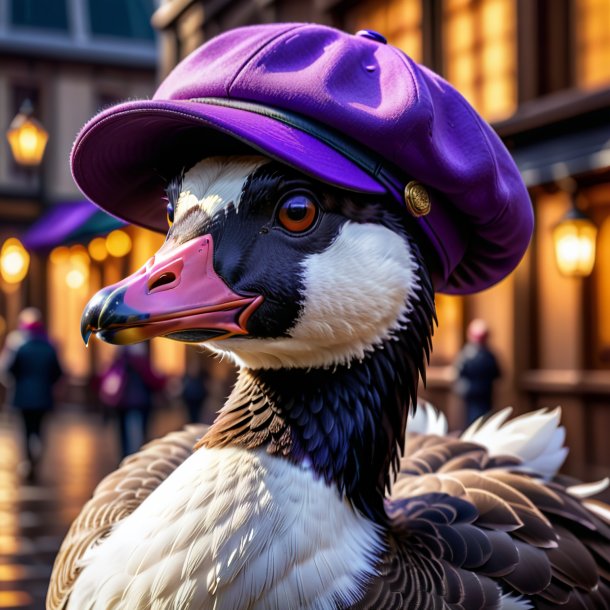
[373,430,610,608]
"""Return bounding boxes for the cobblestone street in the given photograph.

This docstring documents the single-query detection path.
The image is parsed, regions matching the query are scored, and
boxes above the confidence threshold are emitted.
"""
[0,404,188,610]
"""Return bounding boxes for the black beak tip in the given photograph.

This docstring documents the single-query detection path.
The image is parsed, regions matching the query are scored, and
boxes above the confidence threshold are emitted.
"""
[81,325,93,346]
[80,285,145,346]
[81,288,110,346]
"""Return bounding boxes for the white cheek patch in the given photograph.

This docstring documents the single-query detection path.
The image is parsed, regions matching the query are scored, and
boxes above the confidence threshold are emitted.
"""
[293,222,417,356]
[210,221,420,370]
[174,156,269,223]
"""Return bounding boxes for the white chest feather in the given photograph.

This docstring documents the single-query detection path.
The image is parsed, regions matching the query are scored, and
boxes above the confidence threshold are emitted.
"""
[68,448,383,610]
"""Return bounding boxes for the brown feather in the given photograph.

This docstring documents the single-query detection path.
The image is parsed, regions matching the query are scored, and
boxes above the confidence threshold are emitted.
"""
[378,432,610,608]
[547,525,600,590]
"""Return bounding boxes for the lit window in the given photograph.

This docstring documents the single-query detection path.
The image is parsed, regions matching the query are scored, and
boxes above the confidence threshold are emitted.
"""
[48,246,92,378]
[343,0,423,62]
[10,0,69,31]
[593,215,610,368]
[581,187,610,370]
[575,0,610,89]
[88,0,156,41]
[442,0,517,121]
[430,293,463,366]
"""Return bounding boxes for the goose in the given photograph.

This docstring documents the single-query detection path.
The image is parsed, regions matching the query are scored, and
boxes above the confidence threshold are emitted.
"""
[48,23,610,610]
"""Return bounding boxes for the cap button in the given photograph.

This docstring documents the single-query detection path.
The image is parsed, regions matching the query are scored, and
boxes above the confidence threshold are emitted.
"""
[404,181,431,217]
[355,30,387,44]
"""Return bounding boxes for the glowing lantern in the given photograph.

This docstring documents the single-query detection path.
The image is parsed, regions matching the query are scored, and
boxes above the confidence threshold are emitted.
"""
[6,100,49,167]
[0,238,30,284]
[552,207,597,277]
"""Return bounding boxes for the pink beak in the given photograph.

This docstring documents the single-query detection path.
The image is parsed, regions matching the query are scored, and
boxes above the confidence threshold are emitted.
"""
[81,235,263,345]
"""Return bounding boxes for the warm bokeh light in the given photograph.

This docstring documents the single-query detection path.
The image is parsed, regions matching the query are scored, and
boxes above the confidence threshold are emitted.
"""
[69,245,89,267]
[5,102,48,167]
[553,212,598,277]
[0,475,18,504]
[66,268,86,289]
[1,251,26,279]
[65,246,90,289]
[88,237,108,261]
[151,336,186,377]
[0,590,33,608]
[0,563,26,582]
[0,536,20,555]
[0,238,30,284]
[130,226,164,270]
[50,246,69,265]
[106,229,132,257]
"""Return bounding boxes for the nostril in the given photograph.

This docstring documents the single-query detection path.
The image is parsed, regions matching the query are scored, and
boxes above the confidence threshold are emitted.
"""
[148,272,177,292]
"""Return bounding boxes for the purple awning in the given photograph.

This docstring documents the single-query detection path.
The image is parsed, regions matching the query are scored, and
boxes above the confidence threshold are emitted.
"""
[22,200,125,251]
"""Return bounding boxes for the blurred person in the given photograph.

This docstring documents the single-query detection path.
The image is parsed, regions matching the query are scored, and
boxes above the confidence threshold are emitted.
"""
[453,319,501,428]
[99,343,165,458]
[0,307,63,475]
[181,359,210,423]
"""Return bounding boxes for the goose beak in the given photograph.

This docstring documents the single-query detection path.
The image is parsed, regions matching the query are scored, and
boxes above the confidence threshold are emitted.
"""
[81,235,262,346]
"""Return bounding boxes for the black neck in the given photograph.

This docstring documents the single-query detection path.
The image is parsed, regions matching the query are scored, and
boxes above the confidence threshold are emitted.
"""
[201,309,434,523]
[253,332,425,522]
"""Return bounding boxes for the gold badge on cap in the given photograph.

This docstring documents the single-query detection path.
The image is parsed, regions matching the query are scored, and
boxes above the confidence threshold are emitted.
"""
[404,181,431,217]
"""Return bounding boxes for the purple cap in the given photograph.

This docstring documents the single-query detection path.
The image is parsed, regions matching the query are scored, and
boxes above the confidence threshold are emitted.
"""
[71,23,533,294]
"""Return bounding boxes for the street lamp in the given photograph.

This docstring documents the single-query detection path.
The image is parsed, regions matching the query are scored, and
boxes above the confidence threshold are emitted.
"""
[552,201,597,277]
[6,99,49,167]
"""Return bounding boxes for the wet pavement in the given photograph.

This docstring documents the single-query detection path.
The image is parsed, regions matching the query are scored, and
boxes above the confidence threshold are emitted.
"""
[0,404,188,610]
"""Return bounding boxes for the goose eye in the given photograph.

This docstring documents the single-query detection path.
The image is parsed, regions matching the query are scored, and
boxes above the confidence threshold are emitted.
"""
[166,202,174,227]
[277,194,318,233]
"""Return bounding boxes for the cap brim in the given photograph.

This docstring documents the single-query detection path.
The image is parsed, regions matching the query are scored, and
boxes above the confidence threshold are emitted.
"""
[71,99,386,232]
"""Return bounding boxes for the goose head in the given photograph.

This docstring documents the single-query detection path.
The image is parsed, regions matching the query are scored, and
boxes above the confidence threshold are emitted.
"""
[81,155,436,520]
[81,155,435,373]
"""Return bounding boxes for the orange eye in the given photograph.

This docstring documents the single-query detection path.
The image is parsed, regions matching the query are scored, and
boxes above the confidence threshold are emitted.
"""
[277,195,318,233]
[166,202,174,227]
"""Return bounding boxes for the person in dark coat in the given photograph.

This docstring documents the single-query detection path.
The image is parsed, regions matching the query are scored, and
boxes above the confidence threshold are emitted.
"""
[453,319,501,427]
[99,343,165,458]
[181,359,210,424]
[0,308,63,471]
